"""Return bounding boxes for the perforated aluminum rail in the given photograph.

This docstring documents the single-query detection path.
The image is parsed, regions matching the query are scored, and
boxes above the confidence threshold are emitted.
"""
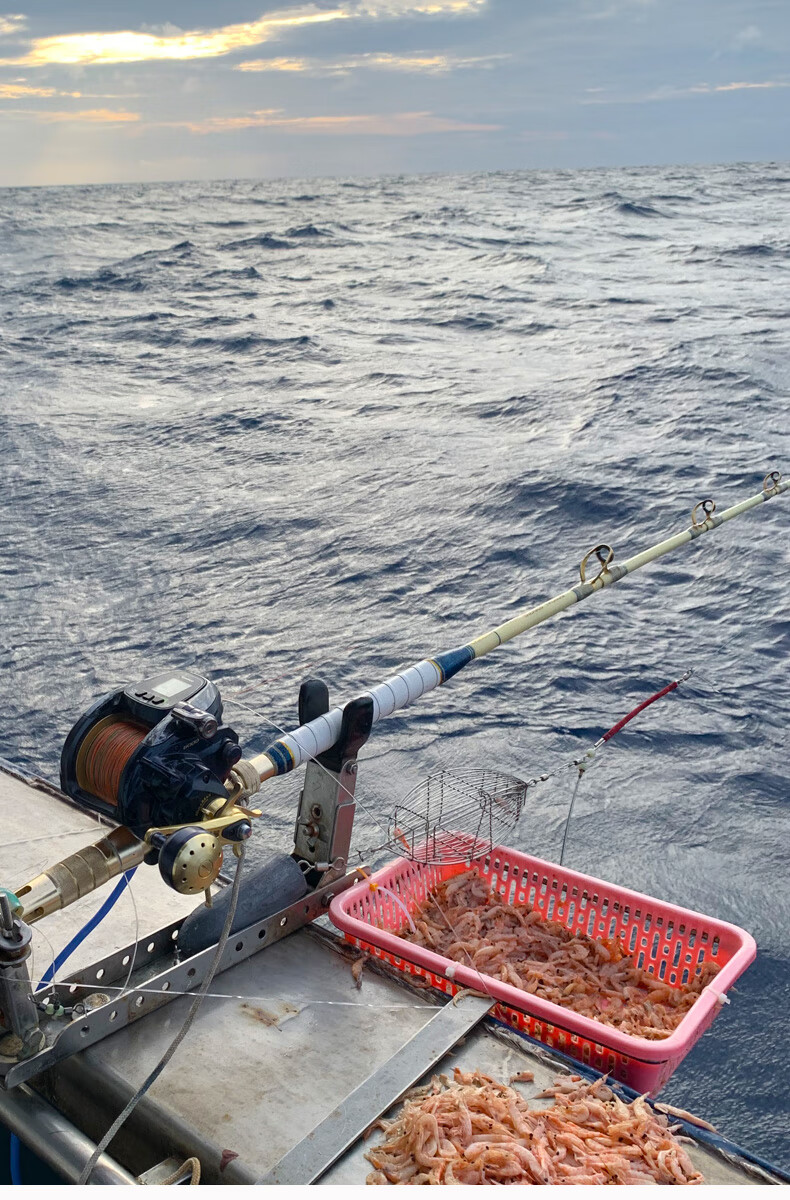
[0,870,363,1090]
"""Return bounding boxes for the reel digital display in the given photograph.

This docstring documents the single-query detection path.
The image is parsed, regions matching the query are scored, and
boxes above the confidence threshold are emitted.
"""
[60,670,242,837]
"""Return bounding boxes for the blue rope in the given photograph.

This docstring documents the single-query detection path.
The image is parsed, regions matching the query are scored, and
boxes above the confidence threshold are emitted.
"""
[9,1135,22,1185]
[8,867,137,1183]
[36,868,137,991]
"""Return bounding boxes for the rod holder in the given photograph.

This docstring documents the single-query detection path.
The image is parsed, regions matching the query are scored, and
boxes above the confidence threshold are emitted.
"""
[292,690,373,884]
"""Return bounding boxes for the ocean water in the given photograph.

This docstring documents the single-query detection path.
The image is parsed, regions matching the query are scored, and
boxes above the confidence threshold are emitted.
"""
[1,162,788,1167]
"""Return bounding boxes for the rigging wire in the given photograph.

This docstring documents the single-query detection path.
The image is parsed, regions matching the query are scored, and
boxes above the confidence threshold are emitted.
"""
[9,869,139,1186]
[24,975,442,1009]
[9,670,695,1184]
[224,694,504,1011]
[78,844,247,1185]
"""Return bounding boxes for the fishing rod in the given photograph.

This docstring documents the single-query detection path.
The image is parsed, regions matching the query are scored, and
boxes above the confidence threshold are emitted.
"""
[250,471,788,781]
[9,469,787,931]
[0,471,785,1087]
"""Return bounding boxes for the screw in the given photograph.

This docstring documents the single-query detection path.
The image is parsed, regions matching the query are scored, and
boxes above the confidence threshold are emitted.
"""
[0,895,15,937]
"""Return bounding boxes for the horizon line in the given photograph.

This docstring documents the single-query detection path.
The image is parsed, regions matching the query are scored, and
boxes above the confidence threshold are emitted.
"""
[1,154,787,193]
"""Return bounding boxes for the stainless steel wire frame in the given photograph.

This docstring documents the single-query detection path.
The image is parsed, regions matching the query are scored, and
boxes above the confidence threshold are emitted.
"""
[385,768,529,865]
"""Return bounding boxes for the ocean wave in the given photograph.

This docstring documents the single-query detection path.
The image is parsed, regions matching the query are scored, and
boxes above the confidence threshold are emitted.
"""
[722,242,786,258]
[189,332,313,353]
[615,200,667,218]
[55,269,146,292]
[1,161,789,1169]
[220,233,294,250]
[125,239,196,264]
[285,223,332,238]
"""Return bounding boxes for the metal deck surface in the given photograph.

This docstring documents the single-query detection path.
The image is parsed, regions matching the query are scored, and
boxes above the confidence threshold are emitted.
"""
[2,764,784,1186]
[0,762,206,981]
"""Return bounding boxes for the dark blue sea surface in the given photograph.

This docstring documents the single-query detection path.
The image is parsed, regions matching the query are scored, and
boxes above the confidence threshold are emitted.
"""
[1,162,788,1168]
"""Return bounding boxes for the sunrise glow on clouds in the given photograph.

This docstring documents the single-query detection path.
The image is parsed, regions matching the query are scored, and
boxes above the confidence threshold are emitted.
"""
[235,50,506,73]
[180,108,500,134]
[0,82,80,97]
[0,0,787,185]
[5,107,141,122]
[0,2,486,67]
[0,9,349,67]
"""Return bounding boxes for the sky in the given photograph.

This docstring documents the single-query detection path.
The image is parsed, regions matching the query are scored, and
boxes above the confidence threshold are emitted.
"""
[0,0,788,186]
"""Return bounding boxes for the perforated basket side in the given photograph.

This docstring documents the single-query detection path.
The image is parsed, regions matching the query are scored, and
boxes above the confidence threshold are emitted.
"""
[473,848,750,993]
[329,845,755,1079]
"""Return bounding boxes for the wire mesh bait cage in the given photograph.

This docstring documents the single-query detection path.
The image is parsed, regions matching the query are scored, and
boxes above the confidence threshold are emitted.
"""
[385,768,529,865]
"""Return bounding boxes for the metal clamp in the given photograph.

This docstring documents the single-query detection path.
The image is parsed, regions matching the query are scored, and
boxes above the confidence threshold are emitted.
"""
[293,685,373,883]
[0,895,43,1060]
[691,498,716,527]
[579,543,614,584]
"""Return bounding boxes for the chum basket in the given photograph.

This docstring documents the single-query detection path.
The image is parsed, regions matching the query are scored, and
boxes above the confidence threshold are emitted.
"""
[329,845,756,1094]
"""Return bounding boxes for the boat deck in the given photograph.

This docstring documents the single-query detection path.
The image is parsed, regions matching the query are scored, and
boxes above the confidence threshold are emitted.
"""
[1,763,785,1186]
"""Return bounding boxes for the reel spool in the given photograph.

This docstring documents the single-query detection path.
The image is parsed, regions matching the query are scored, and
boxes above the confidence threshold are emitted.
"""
[60,670,243,839]
[76,718,149,809]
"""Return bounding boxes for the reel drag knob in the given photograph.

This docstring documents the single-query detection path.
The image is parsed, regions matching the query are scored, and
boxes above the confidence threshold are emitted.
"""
[158,827,224,895]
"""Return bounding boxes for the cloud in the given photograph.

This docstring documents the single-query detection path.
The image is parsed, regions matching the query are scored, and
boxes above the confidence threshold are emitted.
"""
[0,82,82,98]
[691,79,789,94]
[583,79,790,104]
[0,7,349,67]
[0,12,25,36]
[180,109,500,135]
[236,56,308,72]
[730,25,762,51]
[236,50,507,74]
[580,0,654,21]
[5,107,140,122]
[0,1,488,67]
[351,0,485,12]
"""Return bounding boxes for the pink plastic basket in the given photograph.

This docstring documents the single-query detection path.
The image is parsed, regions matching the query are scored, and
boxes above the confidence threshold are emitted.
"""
[329,845,756,1094]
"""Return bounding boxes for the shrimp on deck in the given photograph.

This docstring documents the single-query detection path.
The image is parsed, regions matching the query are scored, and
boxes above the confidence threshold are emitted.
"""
[366,1069,705,1185]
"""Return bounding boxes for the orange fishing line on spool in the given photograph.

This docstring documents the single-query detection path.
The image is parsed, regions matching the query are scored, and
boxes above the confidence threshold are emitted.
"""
[76,719,148,807]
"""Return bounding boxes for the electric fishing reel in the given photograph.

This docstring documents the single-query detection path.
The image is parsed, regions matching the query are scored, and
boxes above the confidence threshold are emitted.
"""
[60,671,258,895]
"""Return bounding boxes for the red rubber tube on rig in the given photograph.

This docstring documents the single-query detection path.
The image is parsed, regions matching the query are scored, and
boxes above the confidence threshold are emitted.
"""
[600,677,686,744]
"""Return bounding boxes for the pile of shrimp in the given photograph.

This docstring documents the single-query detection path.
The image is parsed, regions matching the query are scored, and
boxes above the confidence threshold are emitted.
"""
[397,869,719,1039]
[366,1069,704,1184]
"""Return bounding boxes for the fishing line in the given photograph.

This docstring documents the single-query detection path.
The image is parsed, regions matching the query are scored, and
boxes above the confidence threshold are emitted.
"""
[26,975,442,1009]
[227,646,363,699]
[224,696,502,1010]
[559,771,585,869]
[78,844,246,1185]
[556,668,693,868]
[117,867,140,998]
[1,828,104,849]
